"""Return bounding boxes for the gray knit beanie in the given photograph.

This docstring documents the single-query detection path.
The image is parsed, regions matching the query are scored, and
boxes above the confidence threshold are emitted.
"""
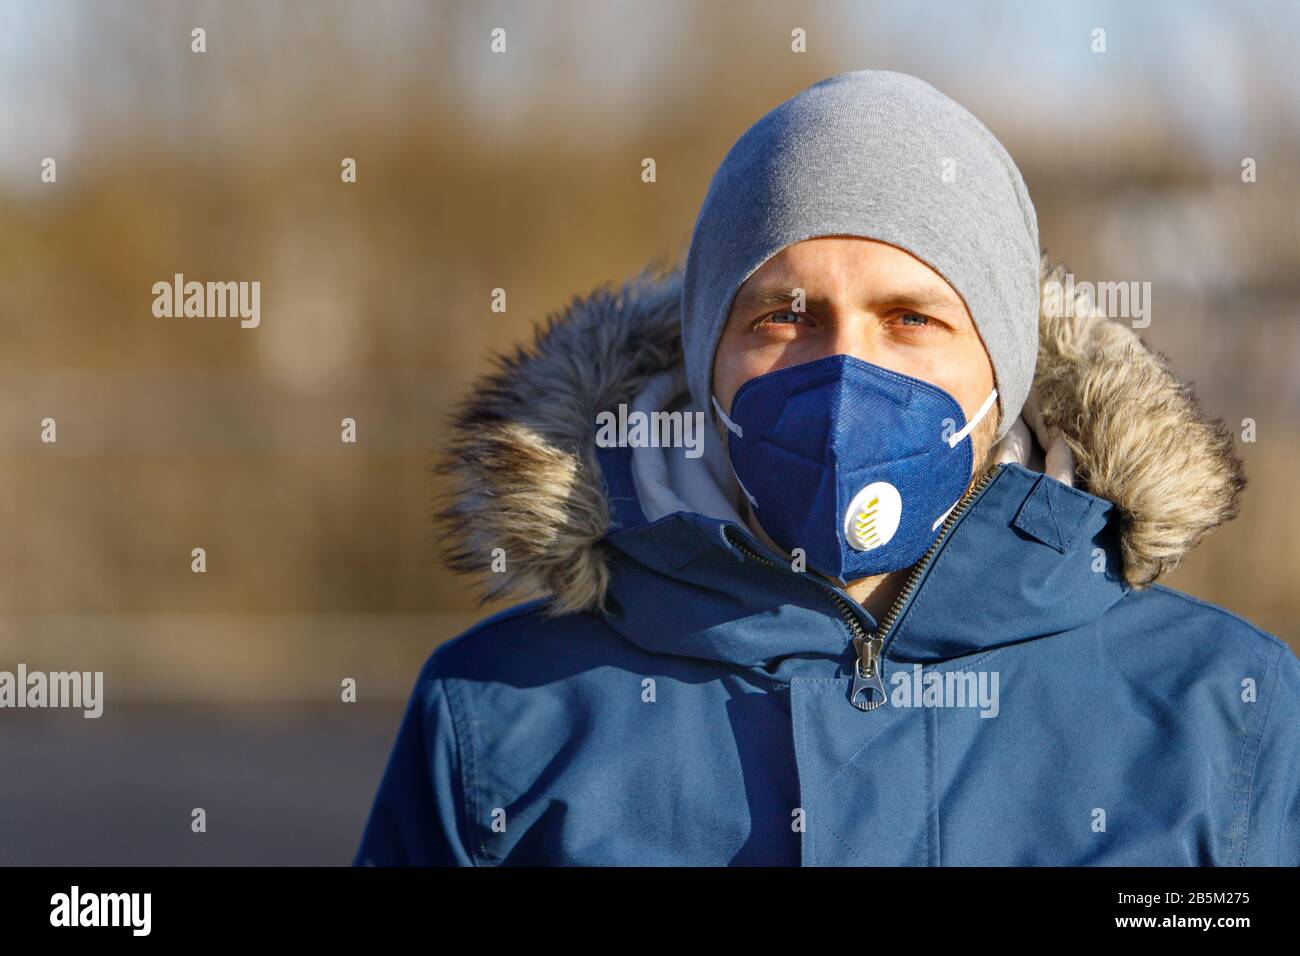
[681,69,1040,440]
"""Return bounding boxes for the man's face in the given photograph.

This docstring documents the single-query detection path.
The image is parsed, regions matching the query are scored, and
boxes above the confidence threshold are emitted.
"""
[712,236,999,478]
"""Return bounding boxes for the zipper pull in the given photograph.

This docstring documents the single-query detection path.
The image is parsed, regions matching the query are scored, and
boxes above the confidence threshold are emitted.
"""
[850,634,886,711]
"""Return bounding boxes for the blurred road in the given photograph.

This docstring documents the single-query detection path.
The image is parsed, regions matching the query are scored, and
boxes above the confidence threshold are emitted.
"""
[0,702,405,866]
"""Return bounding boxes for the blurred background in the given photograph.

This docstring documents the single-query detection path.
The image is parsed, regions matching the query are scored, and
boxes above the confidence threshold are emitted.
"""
[0,0,1296,864]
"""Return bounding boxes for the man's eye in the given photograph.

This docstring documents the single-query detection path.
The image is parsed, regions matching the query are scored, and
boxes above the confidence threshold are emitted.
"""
[898,312,930,327]
[756,310,805,327]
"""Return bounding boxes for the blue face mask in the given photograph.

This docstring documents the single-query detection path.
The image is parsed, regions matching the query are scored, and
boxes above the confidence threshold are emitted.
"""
[712,354,997,583]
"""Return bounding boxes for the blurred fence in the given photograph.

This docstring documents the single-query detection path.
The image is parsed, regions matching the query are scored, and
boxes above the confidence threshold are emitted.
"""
[0,0,1296,863]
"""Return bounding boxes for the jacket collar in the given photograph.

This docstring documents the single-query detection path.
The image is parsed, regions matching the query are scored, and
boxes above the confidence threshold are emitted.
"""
[594,437,1127,669]
[435,255,1244,646]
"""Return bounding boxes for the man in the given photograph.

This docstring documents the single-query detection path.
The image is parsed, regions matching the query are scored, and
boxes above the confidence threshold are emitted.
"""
[355,71,1299,865]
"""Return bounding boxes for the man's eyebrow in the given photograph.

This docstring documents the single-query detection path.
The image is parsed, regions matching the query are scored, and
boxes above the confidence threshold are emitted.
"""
[733,283,962,314]
[734,286,833,311]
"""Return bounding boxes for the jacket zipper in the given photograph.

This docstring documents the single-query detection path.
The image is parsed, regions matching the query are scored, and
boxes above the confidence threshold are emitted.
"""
[725,464,1000,712]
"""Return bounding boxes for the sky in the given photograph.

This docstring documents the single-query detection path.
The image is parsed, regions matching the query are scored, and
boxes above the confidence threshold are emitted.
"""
[1,0,1297,190]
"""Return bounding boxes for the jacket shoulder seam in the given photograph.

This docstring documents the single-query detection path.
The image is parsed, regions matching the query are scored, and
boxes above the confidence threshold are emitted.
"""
[431,602,552,867]
[435,667,491,867]
[1227,638,1286,865]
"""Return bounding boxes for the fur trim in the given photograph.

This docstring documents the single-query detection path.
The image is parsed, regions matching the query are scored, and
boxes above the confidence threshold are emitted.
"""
[437,254,1245,613]
[1034,256,1245,587]
[436,258,683,616]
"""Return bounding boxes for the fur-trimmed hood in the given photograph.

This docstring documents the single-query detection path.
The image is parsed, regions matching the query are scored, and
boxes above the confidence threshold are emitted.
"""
[437,255,1245,617]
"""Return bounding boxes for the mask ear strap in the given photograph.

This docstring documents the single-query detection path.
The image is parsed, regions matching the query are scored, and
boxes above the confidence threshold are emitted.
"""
[710,395,758,508]
[711,395,744,438]
[946,388,998,448]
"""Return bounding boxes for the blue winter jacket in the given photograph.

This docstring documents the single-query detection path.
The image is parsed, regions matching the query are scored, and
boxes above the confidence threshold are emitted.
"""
[354,262,1300,866]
